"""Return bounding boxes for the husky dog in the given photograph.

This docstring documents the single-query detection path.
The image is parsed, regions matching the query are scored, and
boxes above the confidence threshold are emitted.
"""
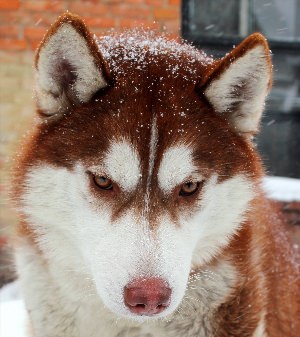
[12,13,299,337]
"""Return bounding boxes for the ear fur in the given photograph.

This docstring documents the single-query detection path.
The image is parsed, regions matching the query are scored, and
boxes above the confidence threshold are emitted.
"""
[199,33,272,135]
[35,12,110,116]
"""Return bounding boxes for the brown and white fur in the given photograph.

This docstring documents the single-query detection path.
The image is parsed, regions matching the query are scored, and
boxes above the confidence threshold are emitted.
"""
[12,13,300,337]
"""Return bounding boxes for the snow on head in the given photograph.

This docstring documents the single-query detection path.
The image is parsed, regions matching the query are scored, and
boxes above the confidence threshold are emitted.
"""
[96,29,213,82]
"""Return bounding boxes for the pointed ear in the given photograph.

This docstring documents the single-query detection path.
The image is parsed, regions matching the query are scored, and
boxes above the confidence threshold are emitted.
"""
[35,12,110,116]
[199,33,272,136]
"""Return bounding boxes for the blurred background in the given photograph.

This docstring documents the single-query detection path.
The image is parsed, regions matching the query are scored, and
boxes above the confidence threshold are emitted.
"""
[0,0,299,287]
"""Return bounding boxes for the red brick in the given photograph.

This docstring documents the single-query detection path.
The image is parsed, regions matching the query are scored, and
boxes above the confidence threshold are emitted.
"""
[0,0,20,10]
[119,19,138,29]
[29,14,62,27]
[68,2,109,16]
[0,12,19,25]
[30,40,42,51]
[145,20,160,29]
[0,38,26,51]
[146,0,163,5]
[120,19,159,29]
[124,0,145,3]
[0,25,19,38]
[23,0,64,12]
[161,20,180,34]
[164,32,180,41]
[169,0,180,5]
[105,0,122,3]
[91,28,110,38]
[81,0,102,3]
[24,27,47,42]
[111,5,150,20]
[153,8,179,20]
[84,17,115,28]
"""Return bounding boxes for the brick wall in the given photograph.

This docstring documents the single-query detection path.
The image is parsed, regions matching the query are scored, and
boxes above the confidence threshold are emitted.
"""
[0,0,181,52]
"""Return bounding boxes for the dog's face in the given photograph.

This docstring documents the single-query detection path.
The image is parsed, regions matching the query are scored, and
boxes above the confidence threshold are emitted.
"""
[16,14,272,320]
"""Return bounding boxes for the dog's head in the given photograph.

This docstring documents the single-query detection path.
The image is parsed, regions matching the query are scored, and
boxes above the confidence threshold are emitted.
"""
[16,13,272,320]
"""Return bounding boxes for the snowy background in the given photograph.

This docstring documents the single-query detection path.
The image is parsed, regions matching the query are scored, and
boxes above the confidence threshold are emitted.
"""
[0,176,299,337]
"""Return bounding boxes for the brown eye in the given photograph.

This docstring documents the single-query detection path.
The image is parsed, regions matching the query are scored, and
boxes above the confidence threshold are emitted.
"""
[93,176,113,190]
[179,182,199,197]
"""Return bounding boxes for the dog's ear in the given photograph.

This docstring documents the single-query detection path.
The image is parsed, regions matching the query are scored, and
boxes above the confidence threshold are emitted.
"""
[35,12,110,116]
[199,33,272,136]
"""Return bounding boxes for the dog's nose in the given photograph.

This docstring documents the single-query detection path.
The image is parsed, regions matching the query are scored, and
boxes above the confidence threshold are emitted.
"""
[124,278,171,316]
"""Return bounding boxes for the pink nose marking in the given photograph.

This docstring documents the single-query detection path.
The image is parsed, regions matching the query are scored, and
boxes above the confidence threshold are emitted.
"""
[124,278,171,316]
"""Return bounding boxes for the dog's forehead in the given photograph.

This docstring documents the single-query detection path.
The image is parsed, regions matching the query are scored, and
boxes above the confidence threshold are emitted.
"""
[97,132,197,194]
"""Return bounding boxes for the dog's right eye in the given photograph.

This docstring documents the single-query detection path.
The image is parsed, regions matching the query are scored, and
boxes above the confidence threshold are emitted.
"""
[93,176,113,191]
[179,182,200,197]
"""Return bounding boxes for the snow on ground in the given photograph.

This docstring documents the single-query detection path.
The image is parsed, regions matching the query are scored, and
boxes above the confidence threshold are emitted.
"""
[0,281,27,337]
[0,300,27,337]
[0,176,299,337]
[262,176,300,201]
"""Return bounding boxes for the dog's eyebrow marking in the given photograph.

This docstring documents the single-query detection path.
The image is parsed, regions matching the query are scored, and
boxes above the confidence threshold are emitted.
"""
[103,139,141,192]
[145,116,158,213]
[158,145,197,193]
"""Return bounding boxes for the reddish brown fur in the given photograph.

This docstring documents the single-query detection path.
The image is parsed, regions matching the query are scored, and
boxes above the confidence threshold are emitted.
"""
[13,13,300,337]
[217,208,300,336]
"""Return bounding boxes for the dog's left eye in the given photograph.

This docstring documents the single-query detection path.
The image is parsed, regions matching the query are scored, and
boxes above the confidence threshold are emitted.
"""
[93,176,113,190]
[179,182,199,197]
